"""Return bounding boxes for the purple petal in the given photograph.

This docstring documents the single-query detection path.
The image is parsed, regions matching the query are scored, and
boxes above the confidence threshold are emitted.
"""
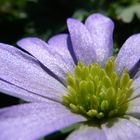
[17,37,73,84]
[0,102,86,140]
[67,18,96,65]
[126,116,140,128]
[132,76,140,89]
[130,88,140,99]
[130,77,140,98]
[115,34,140,74]
[48,34,76,65]
[85,13,114,65]
[0,79,48,102]
[126,97,140,119]
[102,118,140,140]
[134,70,140,79]
[66,126,107,140]
[0,43,67,102]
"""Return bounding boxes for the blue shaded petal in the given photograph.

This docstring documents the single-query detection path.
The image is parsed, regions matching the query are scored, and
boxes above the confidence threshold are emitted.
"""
[66,126,107,140]
[115,34,140,74]
[67,18,96,65]
[126,97,140,119]
[48,34,76,66]
[85,13,114,66]
[126,116,140,128]
[17,37,74,84]
[0,43,66,102]
[102,118,140,140]
[0,79,48,102]
[132,77,140,90]
[0,102,86,140]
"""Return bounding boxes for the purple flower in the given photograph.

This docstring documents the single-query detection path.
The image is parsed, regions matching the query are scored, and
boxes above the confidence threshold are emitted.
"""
[0,13,140,140]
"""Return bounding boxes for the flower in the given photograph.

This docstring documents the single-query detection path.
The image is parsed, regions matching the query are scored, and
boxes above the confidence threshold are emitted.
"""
[0,13,140,140]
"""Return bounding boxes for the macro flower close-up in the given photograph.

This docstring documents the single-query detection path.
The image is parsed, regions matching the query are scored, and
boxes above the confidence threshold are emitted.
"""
[1,13,140,140]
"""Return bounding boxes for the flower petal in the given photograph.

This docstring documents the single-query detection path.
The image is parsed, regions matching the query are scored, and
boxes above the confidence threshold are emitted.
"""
[102,118,140,140]
[126,116,140,128]
[48,34,76,65]
[132,76,140,89]
[67,18,96,65]
[133,67,140,79]
[130,88,140,99]
[66,126,107,140]
[0,43,67,102]
[0,79,48,102]
[0,102,86,140]
[129,77,140,99]
[126,97,140,119]
[85,13,114,65]
[115,34,140,74]
[17,37,73,84]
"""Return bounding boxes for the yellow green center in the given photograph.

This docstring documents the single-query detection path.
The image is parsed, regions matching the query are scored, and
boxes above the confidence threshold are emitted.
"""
[63,57,133,120]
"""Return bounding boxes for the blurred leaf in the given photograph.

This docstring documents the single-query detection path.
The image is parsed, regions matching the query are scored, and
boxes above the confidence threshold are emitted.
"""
[116,4,140,23]
[73,10,89,21]
[0,0,37,20]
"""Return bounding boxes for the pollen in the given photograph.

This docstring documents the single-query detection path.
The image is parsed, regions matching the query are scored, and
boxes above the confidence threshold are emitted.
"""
[62,57,133,120]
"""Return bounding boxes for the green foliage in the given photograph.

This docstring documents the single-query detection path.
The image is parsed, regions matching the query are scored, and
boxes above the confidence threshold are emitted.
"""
[116,4,140,23]
[0,0,29,20]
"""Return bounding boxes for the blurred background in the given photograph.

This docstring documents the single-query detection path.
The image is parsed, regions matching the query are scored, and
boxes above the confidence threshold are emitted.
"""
[0,0,140,139]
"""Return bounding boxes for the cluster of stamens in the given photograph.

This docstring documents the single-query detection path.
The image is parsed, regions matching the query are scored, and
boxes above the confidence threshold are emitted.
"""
[63,57,133,120]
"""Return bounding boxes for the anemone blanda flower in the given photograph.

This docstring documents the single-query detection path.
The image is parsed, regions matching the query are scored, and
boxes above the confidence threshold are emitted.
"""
[1,13,140,140]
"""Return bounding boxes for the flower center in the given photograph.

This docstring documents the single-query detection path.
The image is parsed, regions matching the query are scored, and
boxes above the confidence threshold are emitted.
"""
[62,57,133,120]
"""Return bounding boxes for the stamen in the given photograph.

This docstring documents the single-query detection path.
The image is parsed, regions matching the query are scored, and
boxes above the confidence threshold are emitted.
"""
[63,57,133,120]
